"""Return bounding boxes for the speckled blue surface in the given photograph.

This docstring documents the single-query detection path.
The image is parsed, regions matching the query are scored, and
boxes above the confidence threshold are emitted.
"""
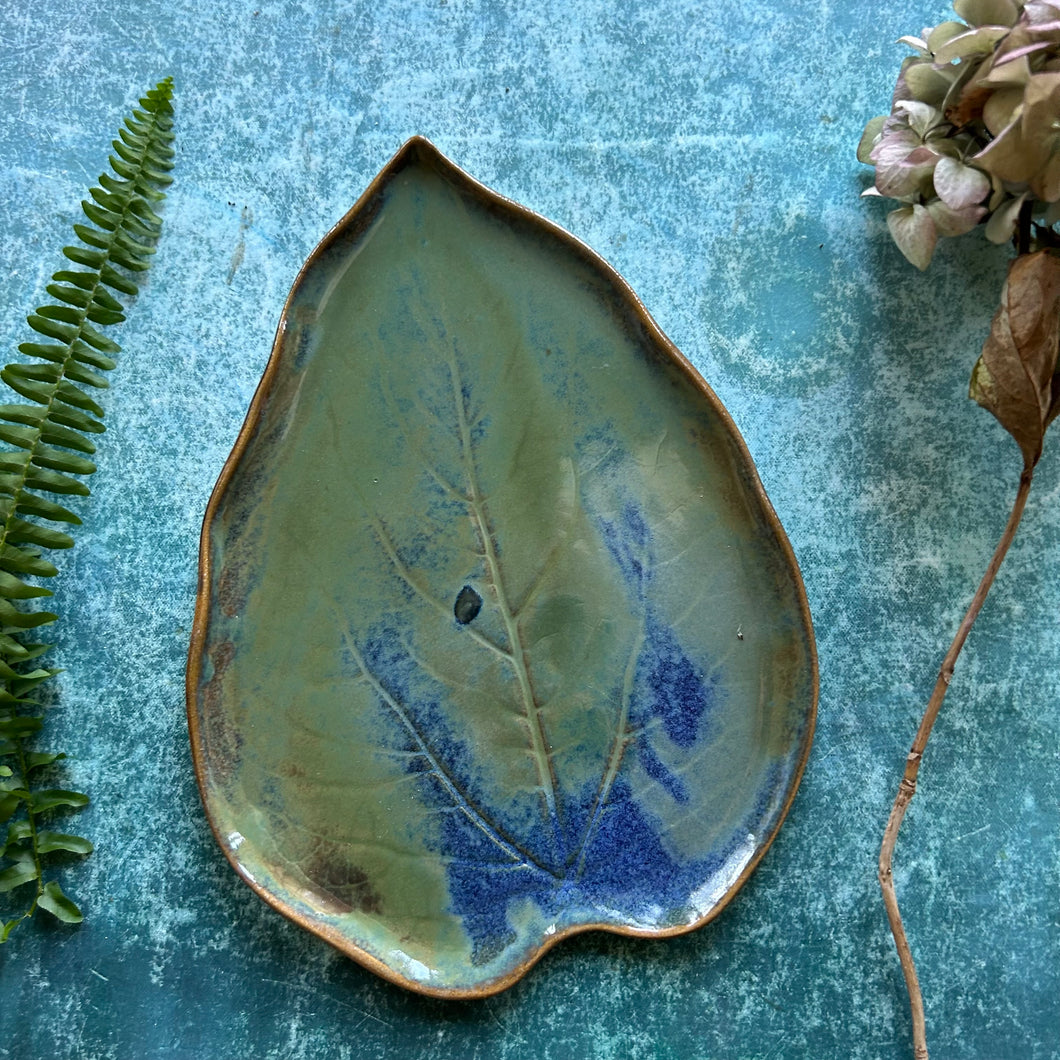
[0,1,1057,1057]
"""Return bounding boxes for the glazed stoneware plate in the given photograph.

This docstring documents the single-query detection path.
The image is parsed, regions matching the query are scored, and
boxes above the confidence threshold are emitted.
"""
[187,137,817,998]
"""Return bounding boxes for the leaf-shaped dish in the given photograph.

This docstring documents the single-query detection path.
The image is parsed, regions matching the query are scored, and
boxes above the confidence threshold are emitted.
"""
[187,137,817,998]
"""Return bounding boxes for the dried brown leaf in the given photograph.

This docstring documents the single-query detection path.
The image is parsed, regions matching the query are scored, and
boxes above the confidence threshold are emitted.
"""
[969,249,1060,467]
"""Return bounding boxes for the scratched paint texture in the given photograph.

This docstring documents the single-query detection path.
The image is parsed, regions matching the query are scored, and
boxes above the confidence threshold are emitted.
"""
[0,1,1056,1058]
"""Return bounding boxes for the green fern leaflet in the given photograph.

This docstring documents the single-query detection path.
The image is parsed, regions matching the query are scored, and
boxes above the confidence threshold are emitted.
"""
[0,78,175,940]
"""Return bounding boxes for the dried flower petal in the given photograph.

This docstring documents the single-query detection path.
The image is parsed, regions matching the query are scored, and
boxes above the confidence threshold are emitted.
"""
[1023,0,1060,30]
[983,86,1026,133]
[974,112,1037,184]
[1019,71,1060,198]
[887,204,939,269]
[928,20,973,53]
[980,52,1033,85]
[996,39,1056,62]
[933,156,993,207]
[903,61,961,106]
[985,191,1028,241]
[876,144,942,198]
[935,24,1012,62]
[955,0,1020,28]
[895,100,944,136]
[897,34,931,54]
[858,116,887,164]
[928,198,988,234]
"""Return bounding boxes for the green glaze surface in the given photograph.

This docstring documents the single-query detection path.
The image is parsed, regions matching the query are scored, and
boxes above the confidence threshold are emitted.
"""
[189,139,816,996]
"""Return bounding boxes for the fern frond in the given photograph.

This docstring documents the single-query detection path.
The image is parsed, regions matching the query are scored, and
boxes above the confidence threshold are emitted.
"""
[0,77,174,940]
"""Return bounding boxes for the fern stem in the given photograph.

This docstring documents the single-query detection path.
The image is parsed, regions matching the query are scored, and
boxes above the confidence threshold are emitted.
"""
[13,742,42,919]
[0,78,174,938]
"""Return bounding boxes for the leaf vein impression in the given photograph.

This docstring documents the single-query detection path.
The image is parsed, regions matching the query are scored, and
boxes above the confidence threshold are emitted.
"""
[369,513,508,661]
[445,346,563,833]
[572,619,644,878]
[338,622,552,875]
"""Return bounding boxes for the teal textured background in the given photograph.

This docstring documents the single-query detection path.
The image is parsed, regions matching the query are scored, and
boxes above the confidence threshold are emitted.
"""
[0,1,1056,1058]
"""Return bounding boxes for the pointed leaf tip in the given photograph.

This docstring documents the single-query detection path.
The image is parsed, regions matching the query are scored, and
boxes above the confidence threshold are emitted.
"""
[970,250,1060,468]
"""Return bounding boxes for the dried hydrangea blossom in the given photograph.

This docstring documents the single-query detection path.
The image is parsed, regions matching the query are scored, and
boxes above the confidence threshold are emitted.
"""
[860,0,1060,268]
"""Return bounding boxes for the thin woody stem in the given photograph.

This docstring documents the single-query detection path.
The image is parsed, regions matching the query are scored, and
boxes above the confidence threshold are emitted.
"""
[878,464,1034,1060]
[1017,200,1033,256]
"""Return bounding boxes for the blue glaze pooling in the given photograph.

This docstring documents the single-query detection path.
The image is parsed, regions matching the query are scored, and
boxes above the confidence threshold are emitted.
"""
[442,774,740,965]
[637,615,717,751]
[600,502,651,595]
[598,498,722,802]
[351,489,729,964]
[353,624,562,874]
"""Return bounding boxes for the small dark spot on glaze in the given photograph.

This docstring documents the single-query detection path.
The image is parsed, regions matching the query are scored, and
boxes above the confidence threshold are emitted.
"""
[454,585,482,624]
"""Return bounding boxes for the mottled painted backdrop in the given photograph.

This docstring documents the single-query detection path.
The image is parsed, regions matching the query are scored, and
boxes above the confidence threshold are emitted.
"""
[0,2,1056,1059]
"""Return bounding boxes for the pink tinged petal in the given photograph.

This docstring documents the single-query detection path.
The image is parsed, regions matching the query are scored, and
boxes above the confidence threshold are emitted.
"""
[996,40,1056,63]
[870,128,929,183]
[955,0,1019,27]
[982,53,1032,85]
[868,122,920,165]
[905,146,942,164]
[933,156,992,207]
[1024,0,1060,23]
[894,99,942,137]
[1023,1,1060,29]
[873,134,924,169]
[984,192,1027,242]
[887,204,939,269]
[934,25,1012,63]
[875,147,941,198]
[926,199,986,235]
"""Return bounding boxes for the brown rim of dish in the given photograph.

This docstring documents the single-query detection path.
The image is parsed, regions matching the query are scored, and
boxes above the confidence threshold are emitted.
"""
[185,134,819,1000]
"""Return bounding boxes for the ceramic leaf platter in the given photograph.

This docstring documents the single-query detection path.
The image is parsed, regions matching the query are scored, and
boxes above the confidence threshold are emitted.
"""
[186,137,817,998]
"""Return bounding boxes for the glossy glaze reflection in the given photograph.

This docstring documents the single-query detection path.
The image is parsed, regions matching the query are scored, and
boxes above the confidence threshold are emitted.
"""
[187,137,817,997]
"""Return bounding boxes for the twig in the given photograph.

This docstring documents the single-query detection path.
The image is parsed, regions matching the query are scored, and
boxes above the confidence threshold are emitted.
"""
[1017,200,1034,256]
[878,464,1034,1060]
